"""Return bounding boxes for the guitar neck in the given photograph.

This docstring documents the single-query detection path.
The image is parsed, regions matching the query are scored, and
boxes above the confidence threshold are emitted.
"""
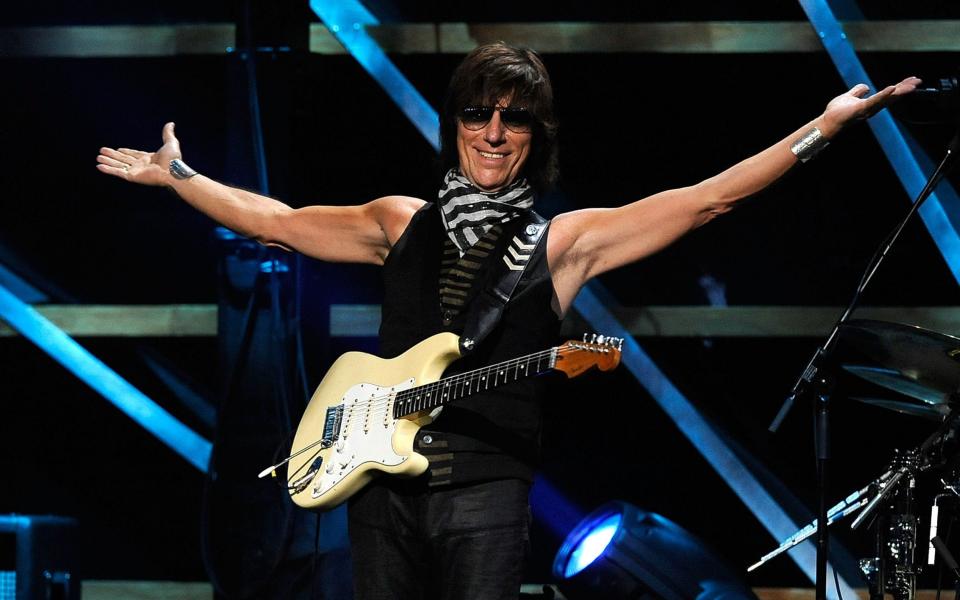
[392,347,558,418]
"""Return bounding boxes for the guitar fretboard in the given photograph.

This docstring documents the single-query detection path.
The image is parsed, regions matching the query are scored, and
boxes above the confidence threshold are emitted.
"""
[392,348,558,418]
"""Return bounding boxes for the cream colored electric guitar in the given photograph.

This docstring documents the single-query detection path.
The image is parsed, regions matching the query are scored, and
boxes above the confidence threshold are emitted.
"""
[261,332,623,511]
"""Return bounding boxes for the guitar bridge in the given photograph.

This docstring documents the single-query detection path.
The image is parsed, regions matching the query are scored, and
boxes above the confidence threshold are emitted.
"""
[322,405,344,447]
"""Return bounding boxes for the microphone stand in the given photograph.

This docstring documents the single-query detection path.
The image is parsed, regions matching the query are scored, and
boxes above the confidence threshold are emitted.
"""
[768,127,959,600]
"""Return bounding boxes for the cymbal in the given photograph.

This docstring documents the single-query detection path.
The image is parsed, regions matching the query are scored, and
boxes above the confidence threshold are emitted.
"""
[843,365,947,406]
[851,396,951,421]
[839,319,960,403]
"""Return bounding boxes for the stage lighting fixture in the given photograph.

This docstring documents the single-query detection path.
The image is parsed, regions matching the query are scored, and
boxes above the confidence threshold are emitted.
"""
[553,501,757,600]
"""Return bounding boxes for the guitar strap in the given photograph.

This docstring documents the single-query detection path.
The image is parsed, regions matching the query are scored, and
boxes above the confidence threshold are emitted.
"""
[458,210,549,355]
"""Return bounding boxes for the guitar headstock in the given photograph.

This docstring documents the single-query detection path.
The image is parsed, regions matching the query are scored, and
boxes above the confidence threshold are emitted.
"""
[554,333,623,378]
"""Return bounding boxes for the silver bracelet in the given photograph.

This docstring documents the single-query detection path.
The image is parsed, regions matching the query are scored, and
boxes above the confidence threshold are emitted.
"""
[790,127,830,163]
[169,158,198,180]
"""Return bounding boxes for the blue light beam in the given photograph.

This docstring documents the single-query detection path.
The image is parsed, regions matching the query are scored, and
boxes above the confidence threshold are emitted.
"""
[309,0,440,151]
[0,284,212,472]
[531,473,587,540]
[799,0,960,285]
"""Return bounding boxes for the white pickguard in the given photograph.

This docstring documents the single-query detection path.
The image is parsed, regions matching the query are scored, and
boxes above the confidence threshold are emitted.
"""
[310,378,416,499]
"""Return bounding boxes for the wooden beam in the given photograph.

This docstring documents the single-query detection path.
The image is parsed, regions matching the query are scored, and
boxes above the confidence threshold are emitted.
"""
[0,24,234,57]
[2,304,957,338]
[0,305,216,337]
[436,22,827,54]
[441,20,960,54]
[83,580,211,600]
[1,21,957,57]
[333,304,960,338]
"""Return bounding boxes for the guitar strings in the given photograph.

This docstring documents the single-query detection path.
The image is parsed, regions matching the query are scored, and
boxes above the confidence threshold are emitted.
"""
[341,347,560,417]
[290,345,599,450]
[332,344,605,425]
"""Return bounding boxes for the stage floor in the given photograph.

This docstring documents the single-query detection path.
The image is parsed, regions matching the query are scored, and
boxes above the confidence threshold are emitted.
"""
[78,582,954,600]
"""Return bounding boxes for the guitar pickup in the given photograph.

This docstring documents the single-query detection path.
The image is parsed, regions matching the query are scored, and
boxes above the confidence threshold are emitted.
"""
[322,405,344,447]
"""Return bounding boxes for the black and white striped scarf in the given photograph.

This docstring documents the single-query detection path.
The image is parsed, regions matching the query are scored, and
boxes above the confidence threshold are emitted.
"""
[437,169,534,255]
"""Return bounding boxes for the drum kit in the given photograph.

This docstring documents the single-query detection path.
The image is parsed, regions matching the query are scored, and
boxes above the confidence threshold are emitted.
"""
[748,119,960,597]
[751,319,960,599]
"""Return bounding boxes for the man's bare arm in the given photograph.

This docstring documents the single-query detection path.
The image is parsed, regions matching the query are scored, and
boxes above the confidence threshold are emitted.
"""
[97,122,424,265]
[547,77,920,314]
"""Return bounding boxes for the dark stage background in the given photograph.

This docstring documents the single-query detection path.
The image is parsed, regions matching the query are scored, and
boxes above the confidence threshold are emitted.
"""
[2,0,960,593]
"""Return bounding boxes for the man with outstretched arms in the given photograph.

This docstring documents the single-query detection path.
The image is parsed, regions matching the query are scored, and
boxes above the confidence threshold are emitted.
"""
[98,42,917,600]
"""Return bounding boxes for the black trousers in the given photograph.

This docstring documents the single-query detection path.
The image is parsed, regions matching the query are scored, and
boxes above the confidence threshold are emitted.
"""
[347,478,532,600]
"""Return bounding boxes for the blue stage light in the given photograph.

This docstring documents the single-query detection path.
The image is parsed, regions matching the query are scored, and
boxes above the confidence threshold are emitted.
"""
[553,501,757,600]
[561,512,621,578]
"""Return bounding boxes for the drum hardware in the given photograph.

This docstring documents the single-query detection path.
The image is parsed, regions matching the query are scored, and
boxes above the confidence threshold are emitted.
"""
[749,448,924,599]
[927,480,960,593]
[773,319,960,597]
[851,449,923,531]
[767,125,959,598]
[856,410,960,600]
[869,450,920,600]
[751,407,960,600]
[943,478,960,498]
[927,492,949,566]
[835,321,960,596]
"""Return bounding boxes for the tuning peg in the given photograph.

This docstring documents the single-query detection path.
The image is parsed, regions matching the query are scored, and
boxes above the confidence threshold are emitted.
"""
[590,333,597,343]
[596,334,606,344]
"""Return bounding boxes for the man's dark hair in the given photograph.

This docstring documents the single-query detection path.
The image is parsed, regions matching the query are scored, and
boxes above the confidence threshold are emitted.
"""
[440,42,558,194]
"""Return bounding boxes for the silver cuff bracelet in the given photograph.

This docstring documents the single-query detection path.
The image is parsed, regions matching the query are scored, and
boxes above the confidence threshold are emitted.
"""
[169,158,198,180]
[790,127,830,163]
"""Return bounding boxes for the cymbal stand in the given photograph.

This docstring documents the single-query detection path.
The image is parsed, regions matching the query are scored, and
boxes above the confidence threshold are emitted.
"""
[853,409,959,530]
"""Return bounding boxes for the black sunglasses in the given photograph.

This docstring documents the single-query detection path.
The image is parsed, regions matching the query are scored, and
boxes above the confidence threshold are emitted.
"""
[458,106,533,133]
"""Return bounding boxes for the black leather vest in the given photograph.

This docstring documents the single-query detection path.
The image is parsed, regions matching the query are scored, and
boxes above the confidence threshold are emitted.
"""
[379,202,561,484]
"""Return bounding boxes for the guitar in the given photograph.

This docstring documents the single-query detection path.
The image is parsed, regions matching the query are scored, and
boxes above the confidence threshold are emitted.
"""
[269,332,622,511]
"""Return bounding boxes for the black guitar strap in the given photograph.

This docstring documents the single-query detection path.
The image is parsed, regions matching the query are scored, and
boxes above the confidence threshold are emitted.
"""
[458,210,549,355]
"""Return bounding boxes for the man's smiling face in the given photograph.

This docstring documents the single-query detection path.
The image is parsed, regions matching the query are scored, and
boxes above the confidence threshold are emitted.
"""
[456,98,533,192]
